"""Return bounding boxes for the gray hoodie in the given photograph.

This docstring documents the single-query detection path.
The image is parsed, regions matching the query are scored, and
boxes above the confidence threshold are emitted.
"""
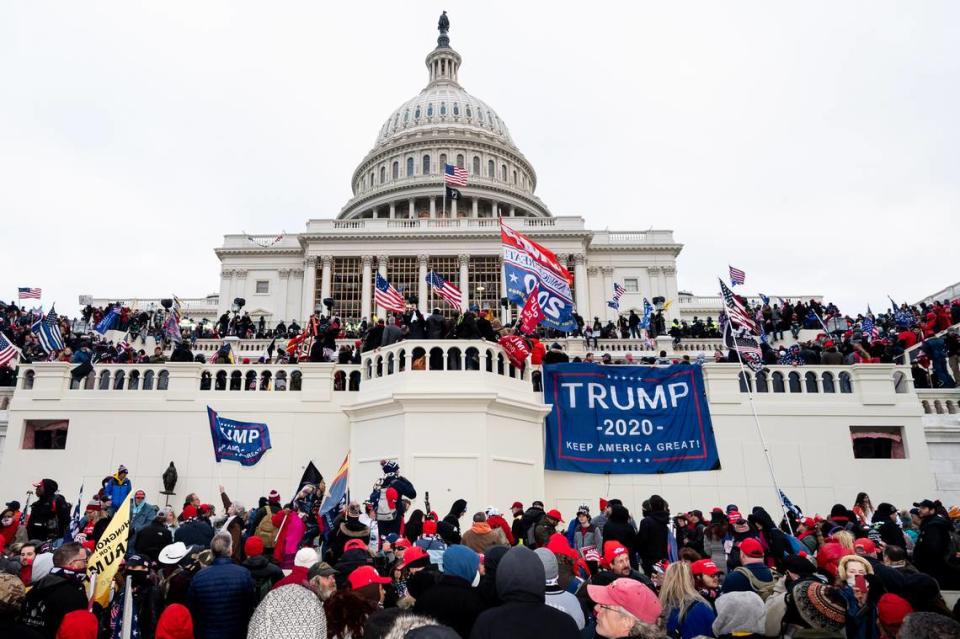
[534,548,585,630]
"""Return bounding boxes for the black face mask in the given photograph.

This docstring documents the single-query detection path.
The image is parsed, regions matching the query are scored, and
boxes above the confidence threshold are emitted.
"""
[129,571,149,588]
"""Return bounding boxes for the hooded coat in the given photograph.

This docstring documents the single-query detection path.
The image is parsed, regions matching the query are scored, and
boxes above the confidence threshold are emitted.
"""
[636,509,670,574]
[414,546,484,638]
[468,546,579,639]
[21,569,87,638]
[439,499,468,546]
[27,479,70,541]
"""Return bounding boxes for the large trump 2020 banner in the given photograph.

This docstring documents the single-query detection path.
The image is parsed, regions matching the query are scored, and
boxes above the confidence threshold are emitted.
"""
[542,363,720,474]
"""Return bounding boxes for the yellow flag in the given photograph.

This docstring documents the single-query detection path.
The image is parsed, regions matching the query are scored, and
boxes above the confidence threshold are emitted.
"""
[663,299,673,311]
[87,496,131,606]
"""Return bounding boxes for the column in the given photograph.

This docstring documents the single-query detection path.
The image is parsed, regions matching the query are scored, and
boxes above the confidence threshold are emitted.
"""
[277,269,291,326]
[573,254,589,318]
[376,255,388,318]
[451,197,458,218]
[472,198,479,218]
[601,267,615,319]
[663,266,679,323]
[301,257,317,320]
[418,254,429,313]
[586,266,602,325]
[234,269,248,302]
[408,199,415,219]
[429,196,436,219]
[219,269,234,315]
[290,269,303,323]
[360,255,373,320]
[320,256,333,307]
[459,254,470,312]
[389,202,396,219]
[509,206,515,217]
[646,266,661,298]
[491,199,499,218]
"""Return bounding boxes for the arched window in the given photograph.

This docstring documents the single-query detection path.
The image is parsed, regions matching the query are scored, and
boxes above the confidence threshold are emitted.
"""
[113,370,125,390]
[403,109,409,124]
[788,372,802,393]
[453,103,460,116]
[427,103,434,117]
[466,105,472,118]
[128,370,140,390]
[755,370,768,392]
[369,171,374,187]
[290,371,302,391]
[144,370,155,390]
[157,370,169,390]
[805,372,819,393]
[513,169,518,184]
[360,176,365,190]
[415,106,421,120]
[379,166,385,183]
[439,153,446,169]
[771,372,785,393]
[501,164,507,181]
[822,372,836,393]
[456,154,464,169]
[275,371,287,391]
[487,159,494,177]
[406,157,414,177]
[473,156,480,175]
[440,102,447,116]
[839,372,853,393]
[738,371,752,393]
[422,155,431,175]
[392,161,399,179]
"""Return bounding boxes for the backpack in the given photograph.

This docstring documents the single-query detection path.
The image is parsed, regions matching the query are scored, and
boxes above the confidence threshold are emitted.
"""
[376,485,398,522]
[734,566,775,601]
[945,527,960,564]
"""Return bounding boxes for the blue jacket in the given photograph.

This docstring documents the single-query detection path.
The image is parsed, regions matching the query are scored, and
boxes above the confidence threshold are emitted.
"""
[720,562,774,594]
[187,557,255,639]
[130,501,158,532]
[175,519,215,548]
[103,476,132,509]
[666,601,716,639]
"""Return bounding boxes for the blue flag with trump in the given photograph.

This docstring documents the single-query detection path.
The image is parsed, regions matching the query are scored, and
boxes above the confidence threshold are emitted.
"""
[501,218,576,331]
[207,406,272,466]
[95,305,121,334]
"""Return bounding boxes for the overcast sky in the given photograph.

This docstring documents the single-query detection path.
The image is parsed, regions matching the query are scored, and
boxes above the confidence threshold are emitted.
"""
[2,2,957,315]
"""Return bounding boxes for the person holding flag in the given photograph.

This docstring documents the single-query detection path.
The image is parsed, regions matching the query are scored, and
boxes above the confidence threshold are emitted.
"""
[370,459,416,541]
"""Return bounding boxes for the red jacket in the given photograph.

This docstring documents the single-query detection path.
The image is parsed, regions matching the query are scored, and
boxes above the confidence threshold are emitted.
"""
[530,340,546,366]
[487,514,514,545]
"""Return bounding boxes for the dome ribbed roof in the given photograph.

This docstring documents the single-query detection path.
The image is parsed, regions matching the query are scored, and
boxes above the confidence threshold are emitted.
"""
[375,85,515,148]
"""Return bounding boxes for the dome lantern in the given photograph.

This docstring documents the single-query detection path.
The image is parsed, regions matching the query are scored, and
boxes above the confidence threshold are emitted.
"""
[426,11,461,86]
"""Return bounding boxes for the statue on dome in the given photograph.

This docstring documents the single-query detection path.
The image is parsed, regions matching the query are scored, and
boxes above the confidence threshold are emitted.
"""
[437,11,450,48]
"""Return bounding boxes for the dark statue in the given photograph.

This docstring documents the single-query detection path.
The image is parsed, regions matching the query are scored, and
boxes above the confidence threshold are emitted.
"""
[438,11,449,33]
[162,461,178,494]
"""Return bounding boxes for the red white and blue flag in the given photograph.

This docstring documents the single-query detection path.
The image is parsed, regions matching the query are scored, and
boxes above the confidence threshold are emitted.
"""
[319,453,350,518]
[0,333,22,369]
[501,219,576,331]
[519,284,546,334]
[728,265,746,286]
[443,164,468,187]
[426,271,462,309]
[375,272,407,313]
[18,287,41,299]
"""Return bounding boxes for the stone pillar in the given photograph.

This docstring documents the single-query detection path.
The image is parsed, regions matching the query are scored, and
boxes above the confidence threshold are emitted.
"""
[509,206,515,217]
[491,200,499,218]
[601,266,615,320]
[360,255,373,320]
[429,196,436,219]
[301,257,317,321]
[586,266,602,324]
[472,198,479,218]
[219,269,234,315]
[389,202,396,219]
[662,266,678,323]
[376,255,388,319]
[277,269,291,327]
[646,266,661,298]
[320,256,333,307]
[418,254,429,313]
[451,197,458,218]
[573,254,589,319]
[408,199,415,219]
[459,254,470,312]
[234,269,247,306]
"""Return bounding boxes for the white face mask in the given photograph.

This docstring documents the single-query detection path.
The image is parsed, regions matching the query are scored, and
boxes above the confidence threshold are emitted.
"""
[471,571,481,588]
[1,518,12,527]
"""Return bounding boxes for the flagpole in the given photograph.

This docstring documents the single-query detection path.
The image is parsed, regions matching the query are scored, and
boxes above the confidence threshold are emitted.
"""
[721,296,795,536]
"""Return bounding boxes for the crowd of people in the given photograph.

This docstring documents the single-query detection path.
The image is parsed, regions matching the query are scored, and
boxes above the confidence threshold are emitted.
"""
[1,461,960,638]
[2,295,958,391]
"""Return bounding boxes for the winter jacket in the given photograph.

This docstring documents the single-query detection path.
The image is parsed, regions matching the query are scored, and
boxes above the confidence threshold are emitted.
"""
[469,546,579,639]
[135,519,173,562]
[545,584,585,630]
[635,510,670,574]
[247,583,327,639]
[187,557,256,639]
[130,501,159,532]
[572,524,599,553]
[21,570,87,638]
[103,474,132,509]
[426,312,446,339]
[243,555,284,602]
[27,479,70,541]
[665,600,717,639]
[415,574,486,638]
[461,522,509,554]
[914,514,953,585]
[518,506,545,547]
[720,562,774,595]
[533,517,559,549]
[486,514,514,546]
[174,518,215,548]
[602,506,637,557]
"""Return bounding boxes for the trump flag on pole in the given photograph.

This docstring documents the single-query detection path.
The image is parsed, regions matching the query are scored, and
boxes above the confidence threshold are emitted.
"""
[518,284,546,334]
[207,406,272,466]
[501,219,576,332]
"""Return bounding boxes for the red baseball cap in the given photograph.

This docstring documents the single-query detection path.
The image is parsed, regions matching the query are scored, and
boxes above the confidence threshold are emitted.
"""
[422,520,437,535]
[511,501,524,510]
[854,538,878,555]
[344,539,367,552]
[727,511,743,524]
[602,541,629,567]
[546,509,564,522]
[394,538,412,550]
[588,578,662,624]
[134,490,145,498]
[740,538,764,559]
[400,546,430,569]
[347,565,390,590]
[181,505,198,520]
[691,559,719,576]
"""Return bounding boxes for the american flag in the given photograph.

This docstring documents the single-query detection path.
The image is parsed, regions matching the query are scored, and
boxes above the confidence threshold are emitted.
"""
[18,287,41,299]
[613,282,626,300]
[861,317,879,341]
[32,305,65,354]
[722,315,764,372]
[426,271,462,309]
[0,332,22,368]
[443,164,468,187]
[719,279,758,333]
[375,272,407,313]
[728,266,746,286]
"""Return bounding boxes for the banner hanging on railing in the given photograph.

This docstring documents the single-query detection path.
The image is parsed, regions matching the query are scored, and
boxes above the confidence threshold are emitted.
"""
[542,363,720,474]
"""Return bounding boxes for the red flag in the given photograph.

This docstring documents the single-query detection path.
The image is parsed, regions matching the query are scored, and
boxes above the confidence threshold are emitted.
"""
[498,335,530,370]
[519,285,545,334]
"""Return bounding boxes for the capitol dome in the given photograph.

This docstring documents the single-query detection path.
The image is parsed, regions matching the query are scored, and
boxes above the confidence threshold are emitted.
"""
[338,13,550,220]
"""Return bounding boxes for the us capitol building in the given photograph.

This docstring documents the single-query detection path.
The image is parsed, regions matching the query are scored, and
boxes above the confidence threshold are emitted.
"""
[214,15,683,327]
[4,15,958,519]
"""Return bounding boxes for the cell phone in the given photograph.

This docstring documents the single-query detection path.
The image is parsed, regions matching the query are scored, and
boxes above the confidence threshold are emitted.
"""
[854,574,867,592]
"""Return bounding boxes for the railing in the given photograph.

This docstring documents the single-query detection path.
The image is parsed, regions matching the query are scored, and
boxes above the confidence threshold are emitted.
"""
[917,389,960,415]
[735,365,911,396]
[309,216,585,234]
[0,387,14,410]
[903,321,960,363]
[359,340,533,384]
[197,365,303,392]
